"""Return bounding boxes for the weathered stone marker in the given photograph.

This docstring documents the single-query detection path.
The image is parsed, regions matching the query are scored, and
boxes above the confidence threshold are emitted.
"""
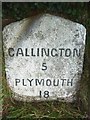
[3,14,86,102]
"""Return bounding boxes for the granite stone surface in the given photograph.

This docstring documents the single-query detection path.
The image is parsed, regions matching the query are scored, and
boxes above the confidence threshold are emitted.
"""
[3,14,86,102]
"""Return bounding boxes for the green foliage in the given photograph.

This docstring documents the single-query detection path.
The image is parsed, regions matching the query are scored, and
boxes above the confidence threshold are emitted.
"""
[2,2,90,119]
[2,3,88,21]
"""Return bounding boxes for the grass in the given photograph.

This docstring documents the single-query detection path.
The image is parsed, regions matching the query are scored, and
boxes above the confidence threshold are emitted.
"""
[2,54,88,119]
[1,2,90,119]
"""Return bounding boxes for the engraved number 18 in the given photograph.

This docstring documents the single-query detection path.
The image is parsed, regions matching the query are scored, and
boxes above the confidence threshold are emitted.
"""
[39,90,49,98]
